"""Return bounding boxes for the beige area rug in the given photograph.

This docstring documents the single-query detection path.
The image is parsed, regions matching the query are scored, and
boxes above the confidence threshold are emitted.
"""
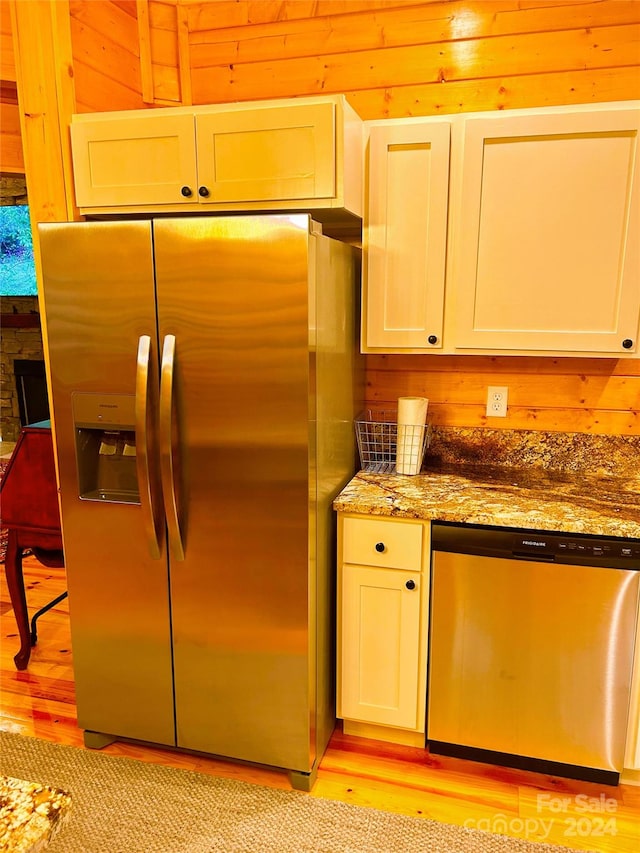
[0,731,572,853]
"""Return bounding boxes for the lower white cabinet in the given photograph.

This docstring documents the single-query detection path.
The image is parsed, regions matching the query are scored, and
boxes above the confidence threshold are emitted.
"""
[337,514,431,739]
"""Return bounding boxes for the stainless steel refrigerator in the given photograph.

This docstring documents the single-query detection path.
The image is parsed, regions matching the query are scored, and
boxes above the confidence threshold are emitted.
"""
[38,215,363,789]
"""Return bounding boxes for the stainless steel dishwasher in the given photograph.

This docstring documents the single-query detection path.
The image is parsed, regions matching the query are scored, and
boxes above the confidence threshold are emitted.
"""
[427,522,640,784]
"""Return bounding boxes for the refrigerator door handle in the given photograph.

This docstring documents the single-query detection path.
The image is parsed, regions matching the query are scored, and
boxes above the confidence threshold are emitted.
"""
[159,334,186,561]
[135,335,163,560]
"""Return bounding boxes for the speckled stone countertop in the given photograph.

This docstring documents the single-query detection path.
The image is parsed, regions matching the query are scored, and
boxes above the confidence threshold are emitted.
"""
[0,775,70,852]
[334,428,640,539]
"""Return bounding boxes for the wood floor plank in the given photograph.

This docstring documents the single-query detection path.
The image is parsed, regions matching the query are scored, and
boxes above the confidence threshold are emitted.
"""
[1,554,638,852]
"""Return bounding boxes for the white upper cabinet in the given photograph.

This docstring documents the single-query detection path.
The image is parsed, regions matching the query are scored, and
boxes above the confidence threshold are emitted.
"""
[362,102,640,357]
[195,103,336,204]
[71,112,197,208]
[70,96,363,222]
[453,109,640,355]
[363,122,450,350]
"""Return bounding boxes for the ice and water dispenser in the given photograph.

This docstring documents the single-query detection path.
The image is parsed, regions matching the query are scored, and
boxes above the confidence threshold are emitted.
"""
[73,393,139,503]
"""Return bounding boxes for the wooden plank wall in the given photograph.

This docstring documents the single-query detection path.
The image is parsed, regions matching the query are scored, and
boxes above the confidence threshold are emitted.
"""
[185,0,640,116]
[69,0,147,112]
[0,97,23,173]
[0,0,23,172]
[365,355,640,435]
[0,0,15,82]
[137,0,191,104]
[181,0,640,436]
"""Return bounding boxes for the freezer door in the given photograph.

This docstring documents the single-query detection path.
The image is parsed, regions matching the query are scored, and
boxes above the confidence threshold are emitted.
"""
[153,216,314,771]
[428,551,639,772]
[38,221,175,746]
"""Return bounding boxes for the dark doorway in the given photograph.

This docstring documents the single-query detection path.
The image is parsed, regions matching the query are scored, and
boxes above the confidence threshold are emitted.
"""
[13,359,49,426]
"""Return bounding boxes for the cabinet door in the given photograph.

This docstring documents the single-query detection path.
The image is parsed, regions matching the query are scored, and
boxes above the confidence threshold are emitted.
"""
[453,109,640,354]
[341,564,422,729]
[363,122,450,351]
[71,113,198,207]
[195,103,336,204]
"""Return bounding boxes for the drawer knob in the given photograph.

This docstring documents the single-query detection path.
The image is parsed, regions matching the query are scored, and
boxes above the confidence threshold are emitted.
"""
[180,186,193,197]
[198,186,210,198]
[427,334,438,345]
[622,339,633,349]
[405,579,416,590]
[375,542,386,553]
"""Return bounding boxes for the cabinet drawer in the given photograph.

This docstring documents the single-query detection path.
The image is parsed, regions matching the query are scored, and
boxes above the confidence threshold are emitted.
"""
[342,517,423,570]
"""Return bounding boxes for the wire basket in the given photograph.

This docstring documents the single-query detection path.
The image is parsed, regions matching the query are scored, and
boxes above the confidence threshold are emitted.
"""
[355,410,431,474]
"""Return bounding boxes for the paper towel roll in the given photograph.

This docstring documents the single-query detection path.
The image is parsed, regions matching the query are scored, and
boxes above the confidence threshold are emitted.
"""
[396,397,428,475]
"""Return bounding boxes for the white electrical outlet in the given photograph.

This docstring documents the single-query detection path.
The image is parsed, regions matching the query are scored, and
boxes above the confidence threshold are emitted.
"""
[486,386,508,417]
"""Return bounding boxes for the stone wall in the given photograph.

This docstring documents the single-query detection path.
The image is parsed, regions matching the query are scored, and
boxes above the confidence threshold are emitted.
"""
[1,174,45,442]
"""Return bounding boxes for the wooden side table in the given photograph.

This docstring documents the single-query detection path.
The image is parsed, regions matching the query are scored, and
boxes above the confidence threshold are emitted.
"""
[0,424,65,670]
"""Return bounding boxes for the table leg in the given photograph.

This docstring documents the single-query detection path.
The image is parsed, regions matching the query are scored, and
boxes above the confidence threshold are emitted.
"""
[4,530,31,670]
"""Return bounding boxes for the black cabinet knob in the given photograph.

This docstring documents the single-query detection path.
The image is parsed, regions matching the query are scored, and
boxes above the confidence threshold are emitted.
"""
[622,339,633,349]
[198,186,210,198]
[427,335,438,345]
[375,542,385,553]
[181,186,193,197]
[405,579,416,590]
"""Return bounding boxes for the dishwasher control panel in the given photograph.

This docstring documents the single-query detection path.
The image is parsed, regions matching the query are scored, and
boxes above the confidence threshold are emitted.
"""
[518,535,640,562]
[432,523,640,569]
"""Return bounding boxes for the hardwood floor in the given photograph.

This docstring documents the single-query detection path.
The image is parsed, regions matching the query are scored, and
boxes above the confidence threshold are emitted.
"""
[1,555,639,852]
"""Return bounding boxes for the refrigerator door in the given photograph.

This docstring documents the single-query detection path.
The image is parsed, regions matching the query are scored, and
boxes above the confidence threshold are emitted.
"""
[38,221,175,746]
[153,216,314,770]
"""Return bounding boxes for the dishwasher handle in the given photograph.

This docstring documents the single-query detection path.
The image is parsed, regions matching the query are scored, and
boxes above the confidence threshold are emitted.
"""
[512,551,555,562]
